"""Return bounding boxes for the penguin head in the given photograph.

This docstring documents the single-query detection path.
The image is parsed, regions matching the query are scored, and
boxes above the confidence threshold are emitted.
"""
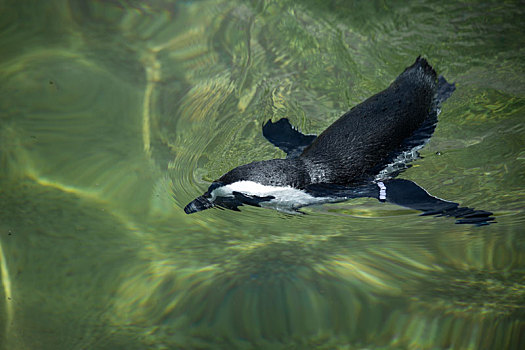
[183,182,224,214]
[184,159,308,214]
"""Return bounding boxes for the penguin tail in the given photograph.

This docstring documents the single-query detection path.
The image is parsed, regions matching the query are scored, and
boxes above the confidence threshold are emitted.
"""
[413,56,437,78]
[436,74,456,105]
[411,56,456,105]
[401,56,437,79]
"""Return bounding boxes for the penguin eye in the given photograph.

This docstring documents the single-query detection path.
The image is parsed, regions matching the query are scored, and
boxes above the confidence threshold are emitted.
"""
[206,182,223,195]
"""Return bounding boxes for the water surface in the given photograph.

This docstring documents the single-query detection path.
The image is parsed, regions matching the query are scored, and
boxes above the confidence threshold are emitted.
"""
[0,0,524,349]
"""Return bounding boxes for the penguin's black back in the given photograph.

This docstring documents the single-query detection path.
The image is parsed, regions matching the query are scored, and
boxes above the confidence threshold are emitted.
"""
[300,57,438,185]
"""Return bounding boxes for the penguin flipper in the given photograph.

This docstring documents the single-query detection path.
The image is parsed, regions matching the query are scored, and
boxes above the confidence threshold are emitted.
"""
[214,196,243,211]
[212,192,275,212]
[378,179,495,225]
[305,180,495,226]
[232,192,275,207]
[262,118,316,158]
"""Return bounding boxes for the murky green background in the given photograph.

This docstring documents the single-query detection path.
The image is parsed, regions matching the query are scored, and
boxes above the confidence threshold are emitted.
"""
[0,0,524,349]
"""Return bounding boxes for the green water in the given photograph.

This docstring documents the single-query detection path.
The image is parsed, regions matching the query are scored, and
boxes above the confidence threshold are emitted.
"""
[0,0,524,349]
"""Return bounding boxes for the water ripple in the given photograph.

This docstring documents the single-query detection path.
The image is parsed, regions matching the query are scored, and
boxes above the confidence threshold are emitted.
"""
[0,0,523,348]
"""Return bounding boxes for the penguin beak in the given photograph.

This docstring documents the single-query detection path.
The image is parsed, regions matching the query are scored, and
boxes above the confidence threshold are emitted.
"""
[184,195,214,214]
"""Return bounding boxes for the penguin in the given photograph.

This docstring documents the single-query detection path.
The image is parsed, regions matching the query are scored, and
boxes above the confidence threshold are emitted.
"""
[184,57,494,225]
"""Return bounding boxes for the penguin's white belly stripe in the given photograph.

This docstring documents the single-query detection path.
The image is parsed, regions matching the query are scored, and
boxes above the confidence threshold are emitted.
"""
[210,181,333,209]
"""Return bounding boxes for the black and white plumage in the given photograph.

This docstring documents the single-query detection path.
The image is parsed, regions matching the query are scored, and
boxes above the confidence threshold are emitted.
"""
[184,57,494,225]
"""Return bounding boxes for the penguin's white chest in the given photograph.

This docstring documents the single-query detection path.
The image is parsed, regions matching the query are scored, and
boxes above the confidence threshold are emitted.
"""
[210,181,332,211]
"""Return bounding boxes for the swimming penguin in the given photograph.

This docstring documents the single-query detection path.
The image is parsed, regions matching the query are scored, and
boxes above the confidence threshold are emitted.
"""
[184,57,494,225]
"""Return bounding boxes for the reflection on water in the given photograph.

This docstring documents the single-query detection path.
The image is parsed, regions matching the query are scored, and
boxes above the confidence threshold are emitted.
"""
[0,0,524,349]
